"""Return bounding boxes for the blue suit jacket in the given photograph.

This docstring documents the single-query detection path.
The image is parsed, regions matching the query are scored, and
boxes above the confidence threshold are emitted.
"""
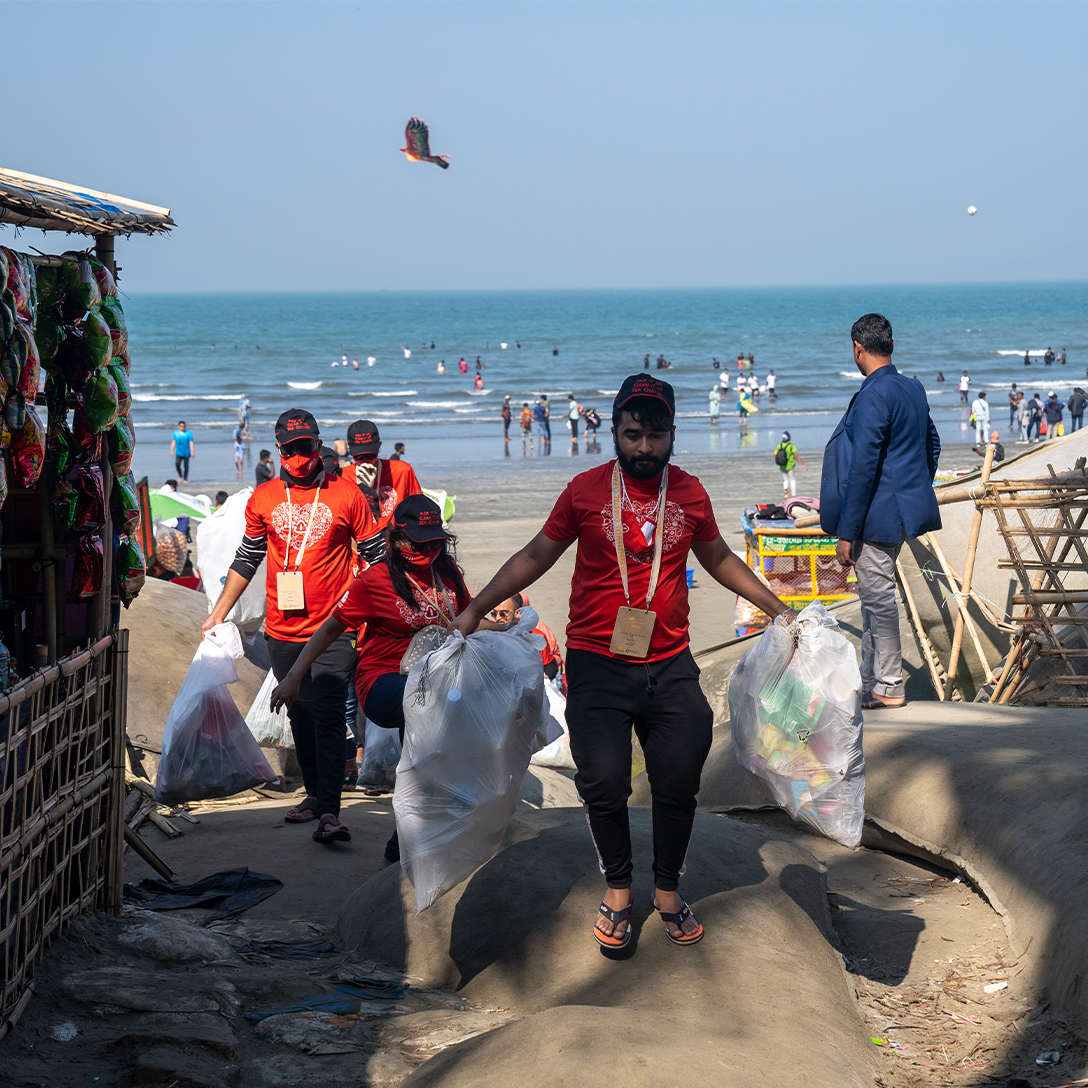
[820,364,942,543]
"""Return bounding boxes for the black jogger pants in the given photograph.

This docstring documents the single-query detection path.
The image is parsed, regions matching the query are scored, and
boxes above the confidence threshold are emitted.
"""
[565,646,714,892]
[267,630,356,819]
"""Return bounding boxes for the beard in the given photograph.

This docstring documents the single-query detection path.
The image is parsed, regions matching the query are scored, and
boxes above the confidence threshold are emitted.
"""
[614,440,673,481]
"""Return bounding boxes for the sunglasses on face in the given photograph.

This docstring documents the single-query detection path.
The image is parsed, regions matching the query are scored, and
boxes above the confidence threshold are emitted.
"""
[489,608,517,620]
[280,438,320,456]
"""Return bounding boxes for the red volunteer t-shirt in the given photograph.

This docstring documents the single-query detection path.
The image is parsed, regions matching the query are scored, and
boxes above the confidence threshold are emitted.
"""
[333,562,472,708]
[245,473,374,641]
[375,458,423,530]
[542,460,719,662]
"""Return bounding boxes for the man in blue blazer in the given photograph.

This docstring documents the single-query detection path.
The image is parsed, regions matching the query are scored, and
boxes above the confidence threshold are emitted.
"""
[820,314,941,709]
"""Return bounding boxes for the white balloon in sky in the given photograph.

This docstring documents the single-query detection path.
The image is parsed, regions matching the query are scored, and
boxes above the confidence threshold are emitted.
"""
[967,205,977,215]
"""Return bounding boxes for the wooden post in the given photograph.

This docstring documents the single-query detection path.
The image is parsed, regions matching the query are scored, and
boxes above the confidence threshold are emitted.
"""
[895,557,945,700]
[924,531,996,681]
[106,628,129,913]
[944,444,997,699]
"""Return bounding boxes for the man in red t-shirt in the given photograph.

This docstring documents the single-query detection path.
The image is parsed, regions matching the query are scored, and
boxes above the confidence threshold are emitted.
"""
[202,409,382,844]
[346,420,423,534]
[454,375,795,950]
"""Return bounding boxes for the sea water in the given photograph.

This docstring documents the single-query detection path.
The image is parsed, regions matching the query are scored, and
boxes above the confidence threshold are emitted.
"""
[125,283,1087,480]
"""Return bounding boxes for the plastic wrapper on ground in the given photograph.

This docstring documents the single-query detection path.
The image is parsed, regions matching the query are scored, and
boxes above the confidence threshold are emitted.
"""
[530,676,576,770]
[245,669,292,749]
[196,488,267,638]
[394,608,546,912]
[728,601,865,848]
[358,719,401,790]
[155,623,277,805]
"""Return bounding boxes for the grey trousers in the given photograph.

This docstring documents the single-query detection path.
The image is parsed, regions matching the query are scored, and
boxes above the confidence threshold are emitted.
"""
[853,540,904,698]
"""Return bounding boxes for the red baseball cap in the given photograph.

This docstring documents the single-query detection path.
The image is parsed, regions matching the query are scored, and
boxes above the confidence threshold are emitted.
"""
[613,374,675,417]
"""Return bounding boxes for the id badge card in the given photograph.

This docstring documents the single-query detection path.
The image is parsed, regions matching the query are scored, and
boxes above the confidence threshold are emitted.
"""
[276,571,306,611]
[609,606,656,658]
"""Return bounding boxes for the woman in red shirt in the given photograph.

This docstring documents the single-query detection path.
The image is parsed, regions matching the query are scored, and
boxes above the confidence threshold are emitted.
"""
[271,494,503,864]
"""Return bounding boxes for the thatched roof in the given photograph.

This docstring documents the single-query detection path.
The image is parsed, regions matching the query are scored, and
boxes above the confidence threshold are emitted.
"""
[0,167,174,236]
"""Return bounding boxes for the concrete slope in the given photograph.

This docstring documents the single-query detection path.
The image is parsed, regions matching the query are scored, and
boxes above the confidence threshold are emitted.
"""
[340,809,875,1088]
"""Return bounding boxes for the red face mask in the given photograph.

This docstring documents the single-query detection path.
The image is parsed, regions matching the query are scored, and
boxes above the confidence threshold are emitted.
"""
[398,542,442,567]
[282,452,321,477]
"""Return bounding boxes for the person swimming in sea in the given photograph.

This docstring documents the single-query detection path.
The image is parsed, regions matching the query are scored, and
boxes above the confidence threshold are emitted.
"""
[437,360,446,374]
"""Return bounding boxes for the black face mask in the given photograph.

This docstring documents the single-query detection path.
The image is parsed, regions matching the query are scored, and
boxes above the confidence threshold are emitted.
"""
[614,439,673,481]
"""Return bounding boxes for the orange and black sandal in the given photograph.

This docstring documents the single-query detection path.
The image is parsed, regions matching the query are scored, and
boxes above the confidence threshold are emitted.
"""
[592,901,632,949]
[652,896,704,946]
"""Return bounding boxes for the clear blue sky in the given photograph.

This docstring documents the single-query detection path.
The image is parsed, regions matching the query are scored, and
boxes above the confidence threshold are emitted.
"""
[3,1,1084,291]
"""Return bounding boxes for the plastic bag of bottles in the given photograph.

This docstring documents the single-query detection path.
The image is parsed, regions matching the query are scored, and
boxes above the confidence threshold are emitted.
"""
[155,623,277,805]
[393,607,546,912]
[728,601,865,848]
[358,719,401,790]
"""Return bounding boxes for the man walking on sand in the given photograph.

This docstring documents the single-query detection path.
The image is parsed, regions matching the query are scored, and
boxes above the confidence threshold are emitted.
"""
[820,314,941,711]
[453,374,796,950]
[773,431,807,499]
[959,371,971,404]
[202,410,383,844]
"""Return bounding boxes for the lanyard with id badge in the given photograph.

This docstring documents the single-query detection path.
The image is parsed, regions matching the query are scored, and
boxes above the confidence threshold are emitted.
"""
[276,485,322,612]
[608,462,667,658]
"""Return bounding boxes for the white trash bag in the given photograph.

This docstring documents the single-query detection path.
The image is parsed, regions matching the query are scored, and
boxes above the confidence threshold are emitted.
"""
[358,719,401,790]
[393,608,546,912]
[530,676,576,771]
[728,601,865,848]
[155,623,277,805]
[196,488,267,638]
[246,668,292,748]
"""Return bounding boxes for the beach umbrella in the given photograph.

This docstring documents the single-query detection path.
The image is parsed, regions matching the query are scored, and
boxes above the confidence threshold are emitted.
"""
[150,492,211,523]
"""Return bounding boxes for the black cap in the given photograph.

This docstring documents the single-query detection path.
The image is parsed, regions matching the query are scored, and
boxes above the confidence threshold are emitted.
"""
[613,374,675,417]
[347,419,381,456]
[393,494,450,543]
[275,409,320,444]
[319,445,341,477]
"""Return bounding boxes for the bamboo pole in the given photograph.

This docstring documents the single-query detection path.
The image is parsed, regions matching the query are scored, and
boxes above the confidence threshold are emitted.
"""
[944,444,997,699]
[924,531,995,684]
[895,558,945,699]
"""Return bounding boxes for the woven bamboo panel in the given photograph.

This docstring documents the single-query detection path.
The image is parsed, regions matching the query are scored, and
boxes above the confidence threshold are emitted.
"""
[0,633,126,1037]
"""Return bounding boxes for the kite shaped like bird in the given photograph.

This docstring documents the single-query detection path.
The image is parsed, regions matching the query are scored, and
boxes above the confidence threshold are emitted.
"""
[401,117,449,169]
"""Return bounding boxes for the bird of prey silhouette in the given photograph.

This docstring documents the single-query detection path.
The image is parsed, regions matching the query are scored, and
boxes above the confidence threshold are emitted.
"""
[401,117,450,169]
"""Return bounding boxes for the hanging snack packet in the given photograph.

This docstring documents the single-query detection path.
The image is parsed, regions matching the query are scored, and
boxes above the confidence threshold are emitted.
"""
[55,327,90,388]
[73,465,106,530]
[60,254,102,312]
[50,423,75,478]
[111,470,141,537]
[11,406,46,488]
[0,458,8,514]
[34,308,66,363]
[108,415,135,476]
[17,325,40,401]
[72,534,104,599]
[5,392,26,437]
[100,296,128,357]
[73,405,104,465]
[53,478,78,529]
[82,309,112,371]
[3,248,35,322]
[82,367,120,432]
[1,323,25,388]
[107,360,131,418]
[34,265,63,308]
[89,257,118,298]
[115,534,146,607]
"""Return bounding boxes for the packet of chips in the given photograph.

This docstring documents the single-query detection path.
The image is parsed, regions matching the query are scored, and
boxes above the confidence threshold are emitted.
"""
[5,392,25,435]
[73,406,104,465]
[107,361,131,418]
[11,405,46,487]
[82,309,112,372]
[73,465,106,530]
[115,534,146,608]
[111,470,141,537]
[55,327,90,388]
[50,423,75,478]
[83,367,120,432]
[34,308,66,363]
[89,257,118,298]
[1,323,25,388]
[60,254,102,312]
[100,296,128,358]
[53,477,78,528]
[72,534,104,599]
[34,265,63,308]
[17,325,40,401]
[108,415,135,477]
[2,248,35,322]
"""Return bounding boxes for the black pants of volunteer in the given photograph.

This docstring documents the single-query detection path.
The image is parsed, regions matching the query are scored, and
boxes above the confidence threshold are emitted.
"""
[267,631,356,819]
[565,647,714,892]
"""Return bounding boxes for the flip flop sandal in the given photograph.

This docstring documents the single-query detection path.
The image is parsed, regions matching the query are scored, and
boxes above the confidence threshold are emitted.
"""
[861,692,907,710]
[592,901,632,949]
[343,772,358,791]
[653,896,704,946]
[284,797,319,823]
[313,814,351,844]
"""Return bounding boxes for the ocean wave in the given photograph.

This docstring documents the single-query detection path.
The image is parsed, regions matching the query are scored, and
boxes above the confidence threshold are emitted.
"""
[838,372,864,380]
[371,390,417,397]
[996,350,1046,356]
[597,389,619,395]
[131,393,239,402]
[287,381,322,390]
[406,400,466,409]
